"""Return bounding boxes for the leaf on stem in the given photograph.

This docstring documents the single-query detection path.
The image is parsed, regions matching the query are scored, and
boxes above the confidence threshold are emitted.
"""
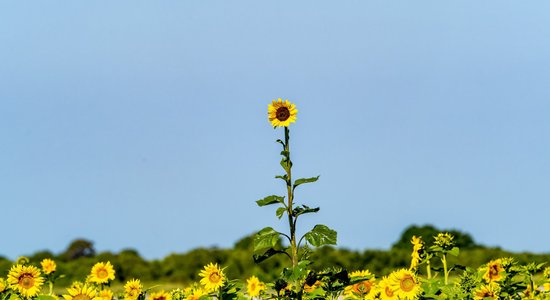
[256,195,285,207]
[276,207,286,219]
[253,248,288,264]
[280,158,292,172]
[448,247,460,257]
[293,176,320,189]
[303,224,337,247]
[292,205,320,218]
[275,175,288,182]
[254,227,281,252]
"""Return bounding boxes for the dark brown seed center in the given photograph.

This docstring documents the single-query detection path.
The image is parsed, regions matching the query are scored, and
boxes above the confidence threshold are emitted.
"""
[276,107,290,121]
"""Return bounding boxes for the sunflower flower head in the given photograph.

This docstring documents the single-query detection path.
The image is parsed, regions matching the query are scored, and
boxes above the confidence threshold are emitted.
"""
[268,98,298,128]
[170,288,185,300]
[390,269,422,299]
[345,270,376,299]
[7,264,45,298]
[544,267,550,280]
[183,285,206,300]
[410,236,424,271]
[433,232,455,251]
[482,259,505,283]
[246,276,265,297]
[378,276,397,300]
[63,284,102,300]
[0,277,7,293]
[473,282,500,300]
[98,289,113,300]
[124,279,142,300]
[198,263,225,292]
[88,262,115,284]
[41,258,57,275]
[149,290,171,300]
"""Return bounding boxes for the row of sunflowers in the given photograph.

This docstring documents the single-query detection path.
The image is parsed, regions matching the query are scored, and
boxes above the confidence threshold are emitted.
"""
[1,232,549,300]
[2,100,547,300]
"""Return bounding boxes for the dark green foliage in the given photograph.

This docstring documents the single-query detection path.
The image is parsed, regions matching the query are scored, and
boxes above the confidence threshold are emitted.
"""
[2,236,548,287]
[392,224,478,250]
[60,239,96,261]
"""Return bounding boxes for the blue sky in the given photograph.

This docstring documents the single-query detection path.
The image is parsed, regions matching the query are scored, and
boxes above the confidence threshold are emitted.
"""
[1,1,549,260]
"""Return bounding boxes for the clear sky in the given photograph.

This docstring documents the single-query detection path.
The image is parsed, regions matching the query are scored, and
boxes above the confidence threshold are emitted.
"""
[1,1,549,260]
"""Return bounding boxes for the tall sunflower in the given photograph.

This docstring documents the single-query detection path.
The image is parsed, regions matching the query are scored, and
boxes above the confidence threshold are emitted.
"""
[124,279,142,300]
[389,269,422,299]
[62,284,101,300]
[88,262,115,284]
[7,264,45,298]
[268,98,298,127]
[246,276,265,297]
[149,290,171,300]
[345,270,376,299]
[198,263,225,292]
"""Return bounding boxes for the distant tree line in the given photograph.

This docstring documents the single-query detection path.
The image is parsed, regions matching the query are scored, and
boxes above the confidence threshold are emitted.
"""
[0,225,547,287]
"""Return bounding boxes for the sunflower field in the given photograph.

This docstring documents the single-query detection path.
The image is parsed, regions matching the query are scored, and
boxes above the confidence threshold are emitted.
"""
[1,100,549,300]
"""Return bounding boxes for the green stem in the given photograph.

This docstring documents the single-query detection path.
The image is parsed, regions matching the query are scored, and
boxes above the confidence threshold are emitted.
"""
[442,254,448,285]
[49,281,53,295]
[426,258,432,279]
[284,127,298,268]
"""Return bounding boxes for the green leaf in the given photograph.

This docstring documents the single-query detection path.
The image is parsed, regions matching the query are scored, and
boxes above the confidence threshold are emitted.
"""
[253,248,287,263]
[36,296,57,300]
[448,246,460,257]
[256,195,284,207]
[275,175,288,182]
[293,176,320,189]
[283,260,311,282]
[276,207,286,219]
[292,205,320,218]
[280,150,290,157]
[280,158,292,172]
[254,227,281,252]
[303,224,337,247]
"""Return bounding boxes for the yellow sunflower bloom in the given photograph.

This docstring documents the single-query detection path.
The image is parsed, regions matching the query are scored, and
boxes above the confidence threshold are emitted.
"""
[473,282,500,300]
[482,259,505,283]
[410,236,424,271]
[184,285,206,300]
[98,289,113,300]
[89,262,116,284]
[0,277,7,292]
[198,263,225,292]
[345,270,376,299]
[63,284,102,300]
[149,290,171,300]
[389,269,422,299]
[41,258,57,275]
[378,276,397,300]
[124,279,142,300]
[268,98,298,127]
[7,264,45,298]
[246,276,265,297]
